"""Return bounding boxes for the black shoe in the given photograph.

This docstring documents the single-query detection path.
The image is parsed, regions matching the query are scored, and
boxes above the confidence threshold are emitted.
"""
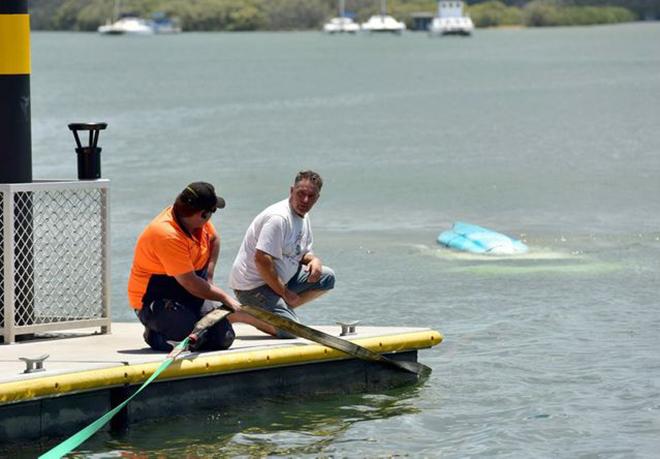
[143,327,173,352]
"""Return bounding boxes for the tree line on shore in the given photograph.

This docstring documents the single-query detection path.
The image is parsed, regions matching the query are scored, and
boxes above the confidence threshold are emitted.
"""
[30,0,657,31]
[469,1,635,27]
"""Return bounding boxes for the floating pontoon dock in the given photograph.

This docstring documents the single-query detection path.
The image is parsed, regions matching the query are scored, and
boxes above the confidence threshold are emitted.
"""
[0,322,442,444]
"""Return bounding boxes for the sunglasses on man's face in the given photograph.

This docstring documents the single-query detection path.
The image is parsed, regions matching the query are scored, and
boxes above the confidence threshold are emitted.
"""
[201,209,216,219]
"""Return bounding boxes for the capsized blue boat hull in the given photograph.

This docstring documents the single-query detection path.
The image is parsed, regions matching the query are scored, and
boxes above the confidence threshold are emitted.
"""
[437,222,528,255]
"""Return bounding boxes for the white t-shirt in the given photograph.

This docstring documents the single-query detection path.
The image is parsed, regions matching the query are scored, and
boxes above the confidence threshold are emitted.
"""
[229,198,313,291]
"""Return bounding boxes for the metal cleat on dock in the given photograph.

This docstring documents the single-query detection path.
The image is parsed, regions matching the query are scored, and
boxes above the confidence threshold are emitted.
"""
[336,321,359,336]
[19,354,49,373]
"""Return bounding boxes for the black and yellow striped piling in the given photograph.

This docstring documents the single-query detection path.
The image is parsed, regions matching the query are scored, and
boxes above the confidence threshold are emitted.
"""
[0,0,32,183]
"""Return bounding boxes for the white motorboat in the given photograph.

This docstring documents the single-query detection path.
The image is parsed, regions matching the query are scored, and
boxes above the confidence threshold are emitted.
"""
[323,0,360,33]
[361,0,406,34]
[323,17,361,33]
[361,15,406,33]
[429,0,474,36]
[98,16,154,35]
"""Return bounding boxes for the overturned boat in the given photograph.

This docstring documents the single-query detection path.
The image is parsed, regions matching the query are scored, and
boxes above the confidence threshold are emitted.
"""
[438,222,528,255]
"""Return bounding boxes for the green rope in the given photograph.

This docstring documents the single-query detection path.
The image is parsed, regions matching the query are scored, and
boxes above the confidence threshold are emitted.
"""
[39,337,190,459]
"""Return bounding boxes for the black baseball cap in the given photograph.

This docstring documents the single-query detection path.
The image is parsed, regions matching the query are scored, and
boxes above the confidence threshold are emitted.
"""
[179,182,226,211]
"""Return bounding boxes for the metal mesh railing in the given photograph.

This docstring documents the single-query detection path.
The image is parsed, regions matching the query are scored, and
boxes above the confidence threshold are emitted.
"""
[1,180,111,343]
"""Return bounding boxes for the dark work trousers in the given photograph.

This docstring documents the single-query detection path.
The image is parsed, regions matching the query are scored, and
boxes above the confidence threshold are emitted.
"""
[137,299,235,352]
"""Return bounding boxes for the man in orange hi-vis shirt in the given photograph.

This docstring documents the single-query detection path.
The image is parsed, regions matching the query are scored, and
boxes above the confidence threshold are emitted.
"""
[128,182,244,352]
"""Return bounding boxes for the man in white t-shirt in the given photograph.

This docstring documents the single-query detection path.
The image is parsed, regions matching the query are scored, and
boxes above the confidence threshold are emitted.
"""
[229,170,335,338]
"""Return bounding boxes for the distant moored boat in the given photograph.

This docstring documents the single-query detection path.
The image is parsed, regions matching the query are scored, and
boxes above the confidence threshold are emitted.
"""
[323,0,361,33]
[361,0,406,34]
[429,0,474,36]
[97,16,154,35]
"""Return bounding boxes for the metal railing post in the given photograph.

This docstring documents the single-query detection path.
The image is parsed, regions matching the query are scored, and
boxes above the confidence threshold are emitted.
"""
[101,185,111,334]
[3,188,16,343]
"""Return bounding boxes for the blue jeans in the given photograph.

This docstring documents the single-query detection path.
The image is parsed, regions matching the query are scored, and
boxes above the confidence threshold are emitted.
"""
[235,265,335,338]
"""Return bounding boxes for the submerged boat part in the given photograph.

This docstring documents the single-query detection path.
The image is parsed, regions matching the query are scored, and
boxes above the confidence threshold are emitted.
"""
[438,222,528,255]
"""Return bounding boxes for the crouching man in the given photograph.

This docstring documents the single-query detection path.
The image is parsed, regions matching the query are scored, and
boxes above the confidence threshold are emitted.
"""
[229,170,335,338]
[128,182,241,352]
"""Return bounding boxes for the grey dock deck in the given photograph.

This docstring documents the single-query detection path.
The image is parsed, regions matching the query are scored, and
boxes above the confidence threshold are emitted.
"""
[0,322,442,444]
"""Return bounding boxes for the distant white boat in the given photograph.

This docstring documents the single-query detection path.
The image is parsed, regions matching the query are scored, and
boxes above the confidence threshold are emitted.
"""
[429,0,474,36]
[323,0,361,33]
[361,0,406,34]
[98,16,154,35]
[97,1,181,35]
[323,17,361,33]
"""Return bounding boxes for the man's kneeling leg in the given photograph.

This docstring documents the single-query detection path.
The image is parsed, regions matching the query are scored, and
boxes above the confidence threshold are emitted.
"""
[289,265,336,294]
[198,317,235,351]
[138,299,198,351]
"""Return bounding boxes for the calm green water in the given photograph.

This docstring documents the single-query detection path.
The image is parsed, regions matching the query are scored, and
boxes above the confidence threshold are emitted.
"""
[22,24,660,456]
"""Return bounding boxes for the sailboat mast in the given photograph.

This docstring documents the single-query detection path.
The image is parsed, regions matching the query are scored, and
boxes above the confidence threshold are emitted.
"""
[112,0,120,22]
[339,0,345,18]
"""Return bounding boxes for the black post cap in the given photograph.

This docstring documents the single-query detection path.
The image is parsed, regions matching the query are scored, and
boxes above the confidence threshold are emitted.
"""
[68,122,108,149]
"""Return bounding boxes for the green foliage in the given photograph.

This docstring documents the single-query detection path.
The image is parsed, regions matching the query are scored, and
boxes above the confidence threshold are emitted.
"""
[77,1,114,31]
[29,0,644,31]
[389,1,438,29]
[523,0,562,26]
[468,0,636,27]
[522,0,636,26]
[260,0,332,30]
[161,0,258,31]
[228,2,267,30]
[30,0,67,30]
[555,6,636,25]
[468,1,523,27]
[51,0,91,30]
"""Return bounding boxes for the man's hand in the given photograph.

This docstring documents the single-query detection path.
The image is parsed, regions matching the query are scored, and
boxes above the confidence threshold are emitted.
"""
[305,256,323,283]
[225,299,242,313]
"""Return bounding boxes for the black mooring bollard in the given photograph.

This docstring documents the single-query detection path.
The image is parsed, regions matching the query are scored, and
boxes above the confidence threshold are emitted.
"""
[68,122,108,180]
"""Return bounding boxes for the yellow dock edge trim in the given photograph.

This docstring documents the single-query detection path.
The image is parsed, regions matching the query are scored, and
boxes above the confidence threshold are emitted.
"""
[0,15,31,75]
[0,330,442,404]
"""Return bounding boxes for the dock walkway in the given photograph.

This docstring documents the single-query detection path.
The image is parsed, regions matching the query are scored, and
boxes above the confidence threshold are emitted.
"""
[0,322,442,444]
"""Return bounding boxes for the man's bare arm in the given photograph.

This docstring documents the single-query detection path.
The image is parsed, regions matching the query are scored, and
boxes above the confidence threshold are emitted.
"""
[206,235,220,282]
[254,249,302,307]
